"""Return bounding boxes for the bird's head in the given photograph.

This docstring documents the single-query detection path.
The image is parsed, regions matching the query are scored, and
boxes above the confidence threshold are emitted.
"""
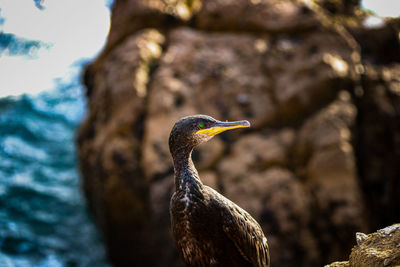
[169,115,250,155]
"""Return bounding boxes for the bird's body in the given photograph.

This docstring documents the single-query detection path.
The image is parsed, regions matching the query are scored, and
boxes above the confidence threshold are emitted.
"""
[169,115,270,267]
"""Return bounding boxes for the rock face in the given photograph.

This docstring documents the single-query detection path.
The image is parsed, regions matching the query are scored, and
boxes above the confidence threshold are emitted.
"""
[353,63,400,230]
[350,224,400,267]
[77,0,400,266]
[326,224,400,267]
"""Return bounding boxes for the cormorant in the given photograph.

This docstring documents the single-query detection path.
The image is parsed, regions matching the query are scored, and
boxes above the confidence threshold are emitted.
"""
[169,115,270,267]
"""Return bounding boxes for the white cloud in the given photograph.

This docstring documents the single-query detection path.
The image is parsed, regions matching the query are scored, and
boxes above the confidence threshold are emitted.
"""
[362,0,400,17]
[0,0,110,97]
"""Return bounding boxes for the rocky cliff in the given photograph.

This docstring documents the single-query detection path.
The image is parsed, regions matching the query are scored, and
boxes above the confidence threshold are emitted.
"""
[77,0,400,266]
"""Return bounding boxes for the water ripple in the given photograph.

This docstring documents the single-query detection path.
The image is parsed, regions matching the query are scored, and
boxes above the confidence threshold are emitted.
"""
[0,85,109,266]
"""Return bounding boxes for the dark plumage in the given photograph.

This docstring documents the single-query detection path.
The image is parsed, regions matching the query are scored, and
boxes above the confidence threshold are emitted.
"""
[169,115,270,267]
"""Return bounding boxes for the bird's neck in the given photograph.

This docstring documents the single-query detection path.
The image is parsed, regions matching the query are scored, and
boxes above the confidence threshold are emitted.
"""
[172,146,203,191]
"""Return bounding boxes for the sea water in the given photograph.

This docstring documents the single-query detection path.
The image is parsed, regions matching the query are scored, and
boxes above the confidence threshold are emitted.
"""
[0,78,109,266]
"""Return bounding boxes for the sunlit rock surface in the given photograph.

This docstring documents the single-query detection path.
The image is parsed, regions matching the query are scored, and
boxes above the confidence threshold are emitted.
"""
[350,224,400,267]
[78,0,400,266]
[326,224,400,267]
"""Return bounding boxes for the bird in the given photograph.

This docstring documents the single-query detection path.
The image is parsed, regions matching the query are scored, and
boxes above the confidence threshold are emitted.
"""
[169,114,270,267]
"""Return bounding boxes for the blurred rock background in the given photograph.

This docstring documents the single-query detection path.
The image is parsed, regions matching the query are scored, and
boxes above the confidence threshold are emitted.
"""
[78,0,400,266]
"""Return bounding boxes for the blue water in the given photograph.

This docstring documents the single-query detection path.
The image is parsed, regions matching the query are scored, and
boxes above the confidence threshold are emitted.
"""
[0,77,109,266]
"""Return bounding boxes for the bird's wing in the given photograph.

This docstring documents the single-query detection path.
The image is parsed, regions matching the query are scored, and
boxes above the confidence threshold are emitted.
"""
[221,199,270,267]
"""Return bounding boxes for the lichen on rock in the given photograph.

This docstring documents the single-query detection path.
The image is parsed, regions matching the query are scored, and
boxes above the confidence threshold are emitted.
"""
[327,224,400,267]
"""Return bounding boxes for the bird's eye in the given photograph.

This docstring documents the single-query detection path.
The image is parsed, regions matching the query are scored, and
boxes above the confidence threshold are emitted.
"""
[198,123,205,129]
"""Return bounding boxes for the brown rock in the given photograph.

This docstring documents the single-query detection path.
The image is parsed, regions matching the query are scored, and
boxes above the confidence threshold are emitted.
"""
[246,168,316,267]
[77,0,400,266]
[351,22,400,231]
[218,130,317,266]
[295,93,367,263]
[78,29,179,266]
[349,224,400,267]
[196,0,318,32]
[104,0,201,55]
[198,170,219,190]
[352,63,400,230]
[327,224,400,267]
[218,129,295,178]
[325,261,350,267]
[264,32,355,123]
[141,27,275,180]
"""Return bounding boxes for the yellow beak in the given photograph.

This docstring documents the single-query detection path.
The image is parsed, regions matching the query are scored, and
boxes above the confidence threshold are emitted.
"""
[196,120,250,136]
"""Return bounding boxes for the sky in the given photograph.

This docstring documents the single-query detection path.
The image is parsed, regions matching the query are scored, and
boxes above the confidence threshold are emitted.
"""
[0,0,398,98]
[362,0,400,17]
[0,0,111,97]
